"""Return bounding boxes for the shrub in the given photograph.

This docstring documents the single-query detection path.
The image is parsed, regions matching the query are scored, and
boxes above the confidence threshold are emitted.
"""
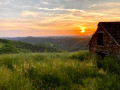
[0,44,19,54]
[70,51,89,61]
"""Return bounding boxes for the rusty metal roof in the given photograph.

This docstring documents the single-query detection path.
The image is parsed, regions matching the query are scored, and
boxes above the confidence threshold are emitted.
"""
[99,22,120,44]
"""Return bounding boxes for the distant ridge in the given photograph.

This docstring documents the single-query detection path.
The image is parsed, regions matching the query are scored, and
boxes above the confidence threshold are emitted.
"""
[3,36,91,51]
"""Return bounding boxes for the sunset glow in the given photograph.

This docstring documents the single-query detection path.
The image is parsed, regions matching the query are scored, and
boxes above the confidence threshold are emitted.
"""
[0,0,120,37]
[80,26,86,33]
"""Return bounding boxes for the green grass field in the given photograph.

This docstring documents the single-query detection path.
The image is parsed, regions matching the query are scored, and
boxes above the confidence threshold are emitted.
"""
[0,51,120,90]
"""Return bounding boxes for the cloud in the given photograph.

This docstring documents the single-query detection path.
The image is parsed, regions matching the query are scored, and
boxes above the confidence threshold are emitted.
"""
[22,6,85,12]
[90,2,120,7]
[21,11,39,17]
[0,0,120,36]
[41,1,49,5]
[1,2,120,33]
[0,2,8,5]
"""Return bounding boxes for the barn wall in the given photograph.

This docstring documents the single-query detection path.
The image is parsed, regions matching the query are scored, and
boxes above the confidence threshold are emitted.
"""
[89,25,120,59]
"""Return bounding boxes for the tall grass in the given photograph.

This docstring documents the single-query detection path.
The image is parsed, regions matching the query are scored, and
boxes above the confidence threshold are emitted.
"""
[96,56,120,75]
[0,51,119,89]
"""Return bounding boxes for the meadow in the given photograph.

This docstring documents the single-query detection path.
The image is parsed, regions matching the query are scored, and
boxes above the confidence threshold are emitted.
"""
[0,51,120,90]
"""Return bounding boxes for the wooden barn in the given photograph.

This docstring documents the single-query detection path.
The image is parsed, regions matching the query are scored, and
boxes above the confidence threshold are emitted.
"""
[89,22,120,59]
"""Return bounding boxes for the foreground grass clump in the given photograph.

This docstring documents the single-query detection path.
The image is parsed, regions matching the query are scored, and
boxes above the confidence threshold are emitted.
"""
[96,56,120,75]
[0,51,119,89]
[70,50,89,61]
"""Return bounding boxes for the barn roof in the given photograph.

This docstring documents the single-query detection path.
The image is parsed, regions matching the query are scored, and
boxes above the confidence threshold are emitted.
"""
[99,22,120,45]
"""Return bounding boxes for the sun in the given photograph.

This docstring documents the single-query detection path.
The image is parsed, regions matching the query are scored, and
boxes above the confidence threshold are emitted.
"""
[80,26,86,33]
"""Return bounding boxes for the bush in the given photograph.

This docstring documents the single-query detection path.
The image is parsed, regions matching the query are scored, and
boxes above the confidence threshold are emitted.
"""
[0,45,19,54]
[70,51,89,61]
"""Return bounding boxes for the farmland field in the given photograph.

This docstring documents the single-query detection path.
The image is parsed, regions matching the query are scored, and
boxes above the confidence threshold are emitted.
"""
[0,51,120,90]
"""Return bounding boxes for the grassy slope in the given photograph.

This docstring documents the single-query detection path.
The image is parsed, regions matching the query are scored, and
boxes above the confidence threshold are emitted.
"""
[0,51,120,89]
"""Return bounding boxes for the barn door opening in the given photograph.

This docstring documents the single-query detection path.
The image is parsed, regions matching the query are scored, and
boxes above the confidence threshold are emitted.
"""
[96,51,106,59]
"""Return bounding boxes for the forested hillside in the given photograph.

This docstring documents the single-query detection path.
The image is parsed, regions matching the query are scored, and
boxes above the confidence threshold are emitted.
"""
[5,36,91,51]
[0,39,59,54]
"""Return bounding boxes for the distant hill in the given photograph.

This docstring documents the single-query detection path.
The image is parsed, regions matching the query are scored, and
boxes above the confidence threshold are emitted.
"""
[4,36,91,51]
[0,39,60,54]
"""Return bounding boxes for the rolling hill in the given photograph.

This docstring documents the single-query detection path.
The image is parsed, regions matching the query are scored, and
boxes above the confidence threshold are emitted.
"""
[0,39,59,54]
[5,36,91,51]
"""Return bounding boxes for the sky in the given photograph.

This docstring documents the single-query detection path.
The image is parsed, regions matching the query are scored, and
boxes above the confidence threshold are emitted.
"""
[0,0,120,37]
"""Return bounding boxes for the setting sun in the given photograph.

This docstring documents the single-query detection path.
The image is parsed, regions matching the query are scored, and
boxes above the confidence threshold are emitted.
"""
[80,26,86,33]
